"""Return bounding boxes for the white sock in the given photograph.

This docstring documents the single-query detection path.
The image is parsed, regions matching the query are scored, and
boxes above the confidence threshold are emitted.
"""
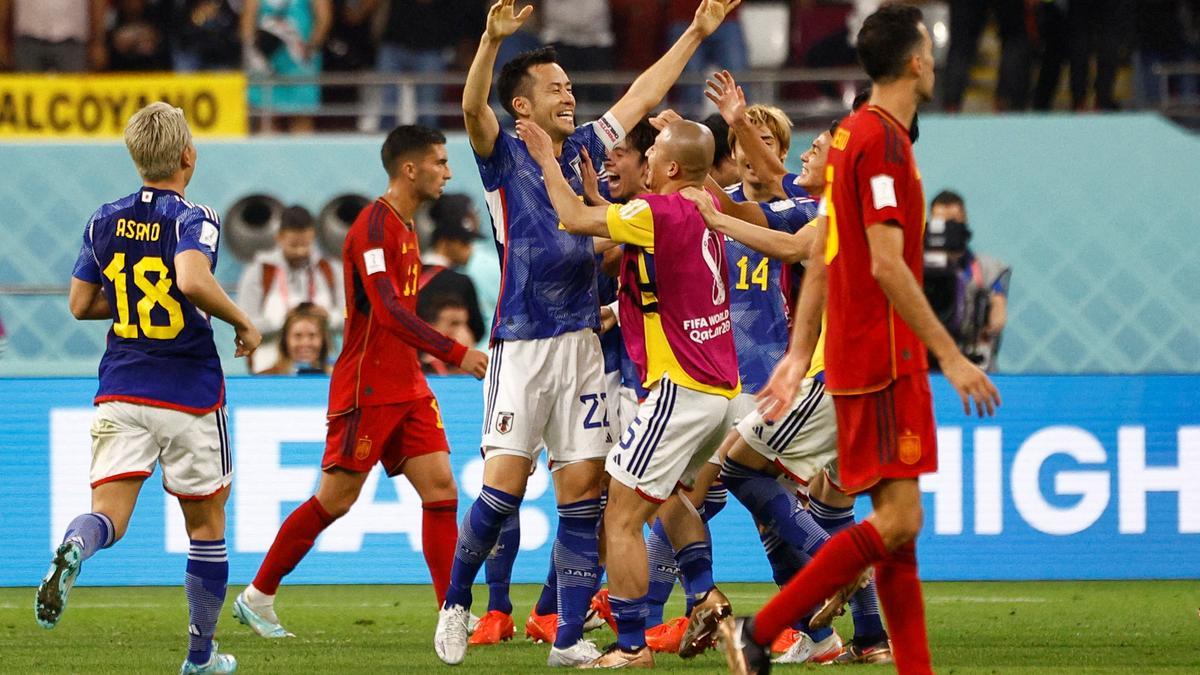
[244,584,274,607]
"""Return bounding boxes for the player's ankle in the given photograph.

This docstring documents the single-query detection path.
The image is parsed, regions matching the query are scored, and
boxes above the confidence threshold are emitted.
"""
[244,584,274,606]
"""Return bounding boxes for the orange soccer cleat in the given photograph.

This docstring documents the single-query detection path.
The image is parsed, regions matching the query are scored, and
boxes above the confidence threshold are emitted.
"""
[468,610,514,646]
[586,589,618,634]
[645,616,689,653]
[524,609,558,644]
[770,627,804,655]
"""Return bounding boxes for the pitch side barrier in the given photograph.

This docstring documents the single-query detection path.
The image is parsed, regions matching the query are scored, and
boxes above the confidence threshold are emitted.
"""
[0,374,1196,586]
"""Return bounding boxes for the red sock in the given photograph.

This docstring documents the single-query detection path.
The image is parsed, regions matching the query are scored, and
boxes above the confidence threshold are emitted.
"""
[422,499,458,607]
[875,541,932,674]
[252,496,335,595]
[751,521,888,645]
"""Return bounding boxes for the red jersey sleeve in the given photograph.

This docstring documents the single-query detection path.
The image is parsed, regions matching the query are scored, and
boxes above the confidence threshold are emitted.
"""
[853,119,916,231]
[352,232,469,366]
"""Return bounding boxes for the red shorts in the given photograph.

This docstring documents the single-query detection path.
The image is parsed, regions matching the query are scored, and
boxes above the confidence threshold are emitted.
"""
[322,397,449,476]
[832,372,938,495]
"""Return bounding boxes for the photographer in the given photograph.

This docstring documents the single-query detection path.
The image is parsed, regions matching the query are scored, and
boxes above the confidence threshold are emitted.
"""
[924,191,1011,372]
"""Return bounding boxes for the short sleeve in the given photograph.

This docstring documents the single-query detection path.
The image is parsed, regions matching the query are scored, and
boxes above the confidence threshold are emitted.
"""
[72,215,101,283]
[577,112,627,156]
[476,131,516,191]
[780,173,810,199]
[853,129,911,229]
[177,206,220,265]
[763,198,814,235]
[606,199,655,248]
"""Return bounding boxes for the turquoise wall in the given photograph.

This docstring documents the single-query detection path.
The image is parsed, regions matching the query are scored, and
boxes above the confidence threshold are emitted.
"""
[1,114,1197,375]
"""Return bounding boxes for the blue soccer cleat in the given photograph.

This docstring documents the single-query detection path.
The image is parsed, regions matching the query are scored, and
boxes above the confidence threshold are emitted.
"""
[180,641,237,674]
[232,591,294,638]
[35,540,83,629]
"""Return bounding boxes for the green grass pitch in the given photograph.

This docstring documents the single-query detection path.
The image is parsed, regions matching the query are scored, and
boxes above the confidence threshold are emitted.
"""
[2,581,1198,673]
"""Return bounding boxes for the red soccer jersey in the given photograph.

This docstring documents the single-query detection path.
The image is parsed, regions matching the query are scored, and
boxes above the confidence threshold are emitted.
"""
[823,105,928,394]
[327,199,468,416]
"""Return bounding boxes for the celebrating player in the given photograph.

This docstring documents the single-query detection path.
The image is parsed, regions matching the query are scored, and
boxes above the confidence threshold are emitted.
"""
[39,102,261,674]
[233,125,488,638]
[522,117,741,668]
[723,6,1001,674]
[434,0,741,667]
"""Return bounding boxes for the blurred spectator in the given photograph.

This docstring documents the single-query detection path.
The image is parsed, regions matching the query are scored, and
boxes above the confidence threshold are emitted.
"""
[257,303,334,375]
[237,204,343,373]
[942,0,1032,111]
[610,0,666,71]
[666,0,745,115]
[107,0,172,71]
[0,0,108,71]
[418,194,486,344]
[171,0,242,71]
[1033,0,1132,111]
[417,295,474,375]
[322,0,378,130]
[376,0,462,128]
[804,0,881,101]
[540,0,615,106]
[1133,0,1199,107]
[0,312,6,360]
[923,191,1011,372]
[243,0,333,133]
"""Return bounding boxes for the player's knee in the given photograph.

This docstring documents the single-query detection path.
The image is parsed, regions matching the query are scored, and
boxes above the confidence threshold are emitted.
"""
[873,503,923,550]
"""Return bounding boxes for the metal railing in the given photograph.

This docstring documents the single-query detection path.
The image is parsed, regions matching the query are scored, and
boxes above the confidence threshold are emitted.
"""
[246,67,870,131]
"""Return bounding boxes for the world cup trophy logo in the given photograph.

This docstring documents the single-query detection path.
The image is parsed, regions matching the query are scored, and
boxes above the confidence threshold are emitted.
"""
[701,229,726,306]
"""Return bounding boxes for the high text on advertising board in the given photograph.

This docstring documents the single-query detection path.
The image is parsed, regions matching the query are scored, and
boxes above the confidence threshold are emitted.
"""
[0,73,246,138]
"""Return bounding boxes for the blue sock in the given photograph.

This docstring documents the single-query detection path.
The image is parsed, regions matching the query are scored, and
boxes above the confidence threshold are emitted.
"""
[185,539,228,666]
[758,528,804,587]
[62,512,114,561]
[808,497,855,533]
[610,595,649,651]
[644,519,677,627]
[722,459,830,557]
[675,541,715,603]
[806,497,887,641]
[444,486,521,610]
[535,564,558,615]
[552,498,602,648]
[808,622,835,643]
[702,482,728,522]
[485,510,520,614]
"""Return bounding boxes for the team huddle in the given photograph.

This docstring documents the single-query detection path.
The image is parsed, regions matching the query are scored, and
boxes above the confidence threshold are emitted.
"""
[36,1,1000,673]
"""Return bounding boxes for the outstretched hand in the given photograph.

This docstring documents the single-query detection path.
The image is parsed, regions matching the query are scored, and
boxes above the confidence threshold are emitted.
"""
[756,353,807,422]
[485,0,533,41]
[649,108,684,131]
[516,120,555,168]
[705,70,746,126]
[679,186,717,222]
[579,148,608,206]
[692,0,742,39]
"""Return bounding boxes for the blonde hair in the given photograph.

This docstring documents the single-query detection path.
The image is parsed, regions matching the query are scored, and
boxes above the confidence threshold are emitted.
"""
[124,102,192,182]
[729,104,793,157]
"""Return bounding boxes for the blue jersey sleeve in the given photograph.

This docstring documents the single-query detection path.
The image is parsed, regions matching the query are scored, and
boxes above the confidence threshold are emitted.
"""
[72,213,102,284]
[762,196,818,235]
[575,114,625,160]
[176,205,221,266]
[476,131,516,191]
[780,173,810,200]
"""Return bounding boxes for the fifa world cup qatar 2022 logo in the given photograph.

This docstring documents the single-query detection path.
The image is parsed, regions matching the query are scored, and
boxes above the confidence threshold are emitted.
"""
[701,228,726,306]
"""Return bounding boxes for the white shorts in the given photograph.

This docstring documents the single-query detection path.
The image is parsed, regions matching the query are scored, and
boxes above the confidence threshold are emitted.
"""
[90,401,232,499]
[606,376,737,503]
[481,329,612,469]
[706,392,759,466]
[735,378,837,485]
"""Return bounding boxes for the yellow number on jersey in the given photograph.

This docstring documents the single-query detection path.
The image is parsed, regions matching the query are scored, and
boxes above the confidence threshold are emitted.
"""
[102,253,184,340]
[735,255,770,291]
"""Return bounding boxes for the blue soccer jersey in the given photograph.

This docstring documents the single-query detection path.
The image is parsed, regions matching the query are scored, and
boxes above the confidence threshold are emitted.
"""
[477,118,624,341]
[596,262,622,375]
[723,182,819,393]
[780,172,812,200]
[72,187,225,413]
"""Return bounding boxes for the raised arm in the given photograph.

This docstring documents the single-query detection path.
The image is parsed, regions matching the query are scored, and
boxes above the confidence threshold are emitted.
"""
[707,70,788,196]
[463,0,533,158]
[518,120,611,237]
[176,250,262,357]
[681,187,813,263]
[606,0,741,133]
[866,224,999,416]
[703,175,769,228]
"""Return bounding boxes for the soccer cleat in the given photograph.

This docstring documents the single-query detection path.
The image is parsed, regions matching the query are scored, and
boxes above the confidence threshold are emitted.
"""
[809,568,872,630]
[645,616,689,653]
[580,643,655,668]
[468,610,514,646]
[179,641,237,674]
[773,628,842,664]
[35,540,83,629]
[678,587,733,659]
[232,591,293,638]
[546,639,602,667]
[467,612,481,635]
[435,603,471,665]
[831,637,893,665]
[585,589,618,634]
[525,609,558,644]
[719,617,771,675]
[769,628,803,655]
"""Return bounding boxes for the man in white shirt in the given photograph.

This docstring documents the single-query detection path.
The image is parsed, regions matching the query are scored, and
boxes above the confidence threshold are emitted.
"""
[0,0,107,71]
